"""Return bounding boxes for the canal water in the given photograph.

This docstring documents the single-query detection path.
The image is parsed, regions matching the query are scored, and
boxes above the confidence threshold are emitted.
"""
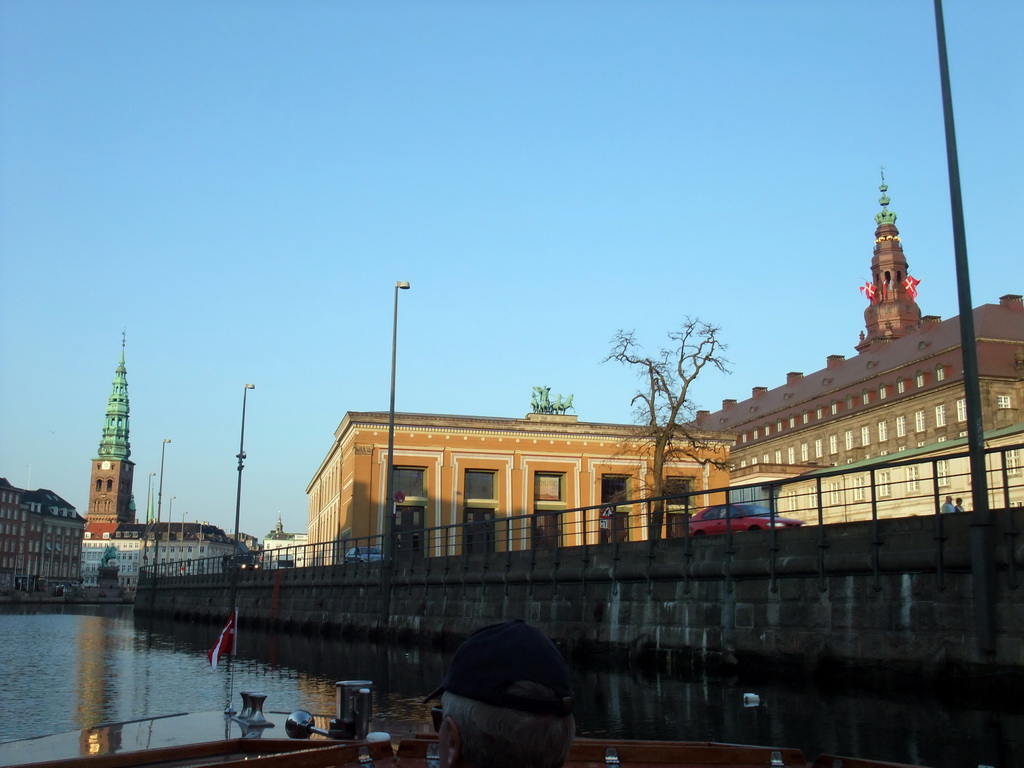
[0,605,1019,767]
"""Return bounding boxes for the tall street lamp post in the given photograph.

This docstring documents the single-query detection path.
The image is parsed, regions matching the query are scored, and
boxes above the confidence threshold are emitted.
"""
[232,385,256,565]
[383,281,410,566]
[143,472,156,569]
[168,496,176,560]
[154,439,171,574]
[932,0,994,655]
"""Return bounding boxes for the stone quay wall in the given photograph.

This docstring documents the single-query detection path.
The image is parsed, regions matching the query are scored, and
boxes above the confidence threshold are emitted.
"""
[136,509,1024,680]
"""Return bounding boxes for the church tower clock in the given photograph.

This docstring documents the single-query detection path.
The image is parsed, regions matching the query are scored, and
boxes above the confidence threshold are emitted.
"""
[87,339,136,525]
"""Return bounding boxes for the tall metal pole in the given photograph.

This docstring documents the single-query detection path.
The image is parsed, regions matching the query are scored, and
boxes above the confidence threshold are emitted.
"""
[154,439,171,575]
[142,472,156,574]
[383,281,410,566]
[933,0,995,654]
[232,385,256,565]
[167,496,176,566]
[225,383,254,713]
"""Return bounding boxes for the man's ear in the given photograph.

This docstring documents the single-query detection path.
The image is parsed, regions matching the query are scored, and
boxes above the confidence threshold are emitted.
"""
[445,718,463,767]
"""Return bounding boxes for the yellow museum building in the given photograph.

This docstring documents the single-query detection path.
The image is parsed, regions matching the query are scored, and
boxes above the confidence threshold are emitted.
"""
[306,409,731,554]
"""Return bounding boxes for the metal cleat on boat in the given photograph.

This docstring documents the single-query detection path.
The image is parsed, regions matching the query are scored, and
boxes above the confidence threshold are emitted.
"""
[238,691,253,720]
[244,692,272,727]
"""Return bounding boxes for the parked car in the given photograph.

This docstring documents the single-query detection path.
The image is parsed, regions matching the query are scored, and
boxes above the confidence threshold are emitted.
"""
[223,551,262,570]
[688,503,804,535]
[344,546,383,563]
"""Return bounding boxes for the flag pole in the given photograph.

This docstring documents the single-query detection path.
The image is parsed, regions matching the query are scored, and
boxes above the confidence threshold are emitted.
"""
[225,606,238,714]
[225,384,255,713]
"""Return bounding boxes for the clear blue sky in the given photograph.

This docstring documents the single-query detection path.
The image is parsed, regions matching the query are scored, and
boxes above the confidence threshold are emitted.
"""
[2,1,1021,540]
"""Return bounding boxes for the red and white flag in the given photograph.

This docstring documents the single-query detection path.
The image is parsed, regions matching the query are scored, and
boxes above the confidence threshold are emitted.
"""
[207,609,236,670]
[859,281,877,303]
[903,275,921,300]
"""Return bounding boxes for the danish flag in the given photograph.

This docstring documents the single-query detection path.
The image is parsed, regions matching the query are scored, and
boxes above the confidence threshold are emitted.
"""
[859,281,877,303]
[207,609,236,670]
[903,275,921,300]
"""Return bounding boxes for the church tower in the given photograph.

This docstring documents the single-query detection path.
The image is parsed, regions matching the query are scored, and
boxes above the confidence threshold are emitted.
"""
[87,339,136,525]
[855,178,923,353]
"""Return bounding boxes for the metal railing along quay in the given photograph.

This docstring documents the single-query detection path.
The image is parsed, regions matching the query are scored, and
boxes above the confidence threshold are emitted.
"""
[139,442,1022,588]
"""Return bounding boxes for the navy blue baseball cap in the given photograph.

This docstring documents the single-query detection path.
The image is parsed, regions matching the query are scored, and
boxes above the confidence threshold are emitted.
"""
[426,620,573,716]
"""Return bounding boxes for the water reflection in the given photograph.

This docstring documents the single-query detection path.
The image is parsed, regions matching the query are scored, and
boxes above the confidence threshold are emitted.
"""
[1,605,1021,767]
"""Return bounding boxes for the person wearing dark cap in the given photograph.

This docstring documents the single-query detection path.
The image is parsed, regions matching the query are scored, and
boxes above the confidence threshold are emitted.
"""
[427,619,575,768]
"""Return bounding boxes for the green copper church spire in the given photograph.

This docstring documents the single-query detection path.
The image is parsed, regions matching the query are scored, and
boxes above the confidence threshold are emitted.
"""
[97,335,132,460]
[874,167,897,226]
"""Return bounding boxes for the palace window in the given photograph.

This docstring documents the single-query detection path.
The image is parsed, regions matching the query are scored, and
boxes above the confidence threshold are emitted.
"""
[862,391,870,405]
[787,447,795,464]
[789,416,796,428]
[937,460,950,487]
[852,476,866,502]
[997,395,1013,409]
[916,372,926,387]
[816,407,824,419]
[861,426,870,446]
[957,398,967,421]
[1007,449,1020,476]
[831,402,838,415]
[896,415,907,437]
[814,439,823,459]
[906,465,919,493]
[846,395,854,410]
[829,434,838,454]
[775,450,782,464]
[776,420,783,432]
[879,384,887,400]
[898,380,906,394]
[877,421,888,441]
[877,470,892,498]
[935,365,946,382]
[753,428,759,439]
[935,404,946,427]
[845,430,854,450]
[802,412,810,425]
[801,443,809,462]
[915,410,926,433]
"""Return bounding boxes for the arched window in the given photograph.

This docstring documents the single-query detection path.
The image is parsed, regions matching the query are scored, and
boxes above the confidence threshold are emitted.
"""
[106,479,113,491]
[95,479,101,492]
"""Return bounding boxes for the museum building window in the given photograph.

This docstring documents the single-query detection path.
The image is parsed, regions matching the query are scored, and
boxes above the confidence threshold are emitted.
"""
[393,467,426,555]
[463,470,497,554]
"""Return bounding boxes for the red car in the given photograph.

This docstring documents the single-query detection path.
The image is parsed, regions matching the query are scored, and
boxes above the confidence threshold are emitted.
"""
[688,503,804,535]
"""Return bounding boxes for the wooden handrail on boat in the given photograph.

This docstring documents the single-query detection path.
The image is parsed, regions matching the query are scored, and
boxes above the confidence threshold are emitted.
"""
[395,735,807,768]
[11,737,394,768]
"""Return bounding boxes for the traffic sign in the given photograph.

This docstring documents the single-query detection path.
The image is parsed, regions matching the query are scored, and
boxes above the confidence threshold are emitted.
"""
[394,491,406,504]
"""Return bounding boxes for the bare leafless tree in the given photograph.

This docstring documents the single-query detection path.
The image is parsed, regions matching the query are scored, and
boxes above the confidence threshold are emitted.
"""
[605,318,730,538]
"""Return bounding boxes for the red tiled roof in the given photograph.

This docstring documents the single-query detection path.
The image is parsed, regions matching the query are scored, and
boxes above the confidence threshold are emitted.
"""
[706,301,1024,431]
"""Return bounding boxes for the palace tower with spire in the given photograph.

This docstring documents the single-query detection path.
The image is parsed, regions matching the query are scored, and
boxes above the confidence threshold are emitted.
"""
[701,178,1023,498]
[855,178,923,353]
[87,340,136,525]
